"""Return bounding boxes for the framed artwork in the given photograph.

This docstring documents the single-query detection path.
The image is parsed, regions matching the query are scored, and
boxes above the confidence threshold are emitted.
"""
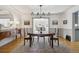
[63,20,67,24]
[52,20,58,25]
[24,20,30,25]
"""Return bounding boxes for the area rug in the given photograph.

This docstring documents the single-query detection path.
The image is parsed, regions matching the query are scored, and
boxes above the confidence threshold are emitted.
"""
[11,38,71,53]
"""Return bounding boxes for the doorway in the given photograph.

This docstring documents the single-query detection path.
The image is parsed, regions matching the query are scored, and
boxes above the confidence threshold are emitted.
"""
[72,11,79,41]
[33,18,49,34]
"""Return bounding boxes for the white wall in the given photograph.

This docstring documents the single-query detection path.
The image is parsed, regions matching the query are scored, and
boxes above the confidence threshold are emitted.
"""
[4,5,79,42]
[32,14,62,28]
[1,5,79,42]
[61,6,79,42]
[0,6,32,46]
[21,14,32,28]
[49,14,61,28]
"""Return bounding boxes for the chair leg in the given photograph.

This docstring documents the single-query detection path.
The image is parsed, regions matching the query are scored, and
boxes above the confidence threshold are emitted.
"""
[43,37,45,45]
[58,39,59,46]
[44,37,45,42]
[55,40,57,42]
[48,37,51,45]
[20,34,21,40]
[32,37,34,42]
[29,39,32,47]
[48,37,50,42]
[24,39,25,46]
[49,40,51,46]
[51,39,53,48]
[16,35,17,39]
[37,36,39,42]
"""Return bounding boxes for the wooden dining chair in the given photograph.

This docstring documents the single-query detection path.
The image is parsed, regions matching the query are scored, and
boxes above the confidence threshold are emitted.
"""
[16,28,22,39]
[50,28,59,46]
[24,28,31,46]
[53,28,59,46]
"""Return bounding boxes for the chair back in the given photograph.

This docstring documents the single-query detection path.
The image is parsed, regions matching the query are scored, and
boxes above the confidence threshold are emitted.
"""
[24,28,31,37]
[55,28,59,37]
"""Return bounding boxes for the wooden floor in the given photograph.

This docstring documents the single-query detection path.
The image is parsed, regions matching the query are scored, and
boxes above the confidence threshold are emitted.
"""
[0,38,23,53]
[60,37,79,53]
[0,37,79,53]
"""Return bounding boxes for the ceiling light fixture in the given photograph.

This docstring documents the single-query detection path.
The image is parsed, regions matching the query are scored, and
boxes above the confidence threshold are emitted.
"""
[31,5,43,18]
[39,5,42,18]
[31,5,51,18]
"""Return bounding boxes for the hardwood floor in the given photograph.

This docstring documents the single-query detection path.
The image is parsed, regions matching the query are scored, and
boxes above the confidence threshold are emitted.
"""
[0,37,79,53]
[60,37,79,52]
[0,38,23,53]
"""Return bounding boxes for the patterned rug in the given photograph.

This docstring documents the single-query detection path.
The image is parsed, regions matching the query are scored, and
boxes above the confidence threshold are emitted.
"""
[11,38,71,53]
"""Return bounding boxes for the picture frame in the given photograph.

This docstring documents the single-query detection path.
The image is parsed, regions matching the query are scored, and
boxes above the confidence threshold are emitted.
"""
[63,20,67,24]
[24,20,30,25]
[52,20,58,25]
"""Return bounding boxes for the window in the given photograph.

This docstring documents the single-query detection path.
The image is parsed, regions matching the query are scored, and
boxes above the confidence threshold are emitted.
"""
[0,19,10,27]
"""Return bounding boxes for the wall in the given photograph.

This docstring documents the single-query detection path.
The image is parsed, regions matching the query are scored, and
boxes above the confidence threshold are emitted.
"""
[10,5,79,42]
[50,14,61,28]
[61,6,79,42]
[21,14,32,28]
[1,6,79,42]
[32,14,63,37]
[49,14,63,36]
[0,6,32,46]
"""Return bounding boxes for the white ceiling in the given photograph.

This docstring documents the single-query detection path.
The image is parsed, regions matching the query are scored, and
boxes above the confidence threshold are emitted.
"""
[0,5,74,15]
[30,5,74,14]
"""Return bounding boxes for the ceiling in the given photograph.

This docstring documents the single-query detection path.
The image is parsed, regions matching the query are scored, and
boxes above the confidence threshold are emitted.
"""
[30,5,74,14]
[0,5,74,15]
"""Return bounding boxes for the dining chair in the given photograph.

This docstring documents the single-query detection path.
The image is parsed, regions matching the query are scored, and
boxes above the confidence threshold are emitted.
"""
[53,28,59,46]
[24,28,31,46]
[50,28,59,46]
[16,28,22,39]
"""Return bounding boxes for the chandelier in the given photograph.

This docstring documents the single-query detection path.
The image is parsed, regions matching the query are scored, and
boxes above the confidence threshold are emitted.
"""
[39,5,42,18]
[31,5,51,18]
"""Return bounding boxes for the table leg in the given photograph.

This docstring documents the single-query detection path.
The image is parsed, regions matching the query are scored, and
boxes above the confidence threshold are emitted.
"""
[16,35,17,39]
[49,38,51,46]
[32,37,34,42]
[51,39,53,48]
[29,36,32,47]
[58,39,59,46]
[29,38,32,47]
[38,36,39,42]
[51,36,53,48]
[24,39,25,46]
[20,33,21,40]
[43,37,45,44]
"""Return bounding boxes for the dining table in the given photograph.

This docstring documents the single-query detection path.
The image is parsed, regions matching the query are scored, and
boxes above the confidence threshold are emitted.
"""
[27,33,55,48]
